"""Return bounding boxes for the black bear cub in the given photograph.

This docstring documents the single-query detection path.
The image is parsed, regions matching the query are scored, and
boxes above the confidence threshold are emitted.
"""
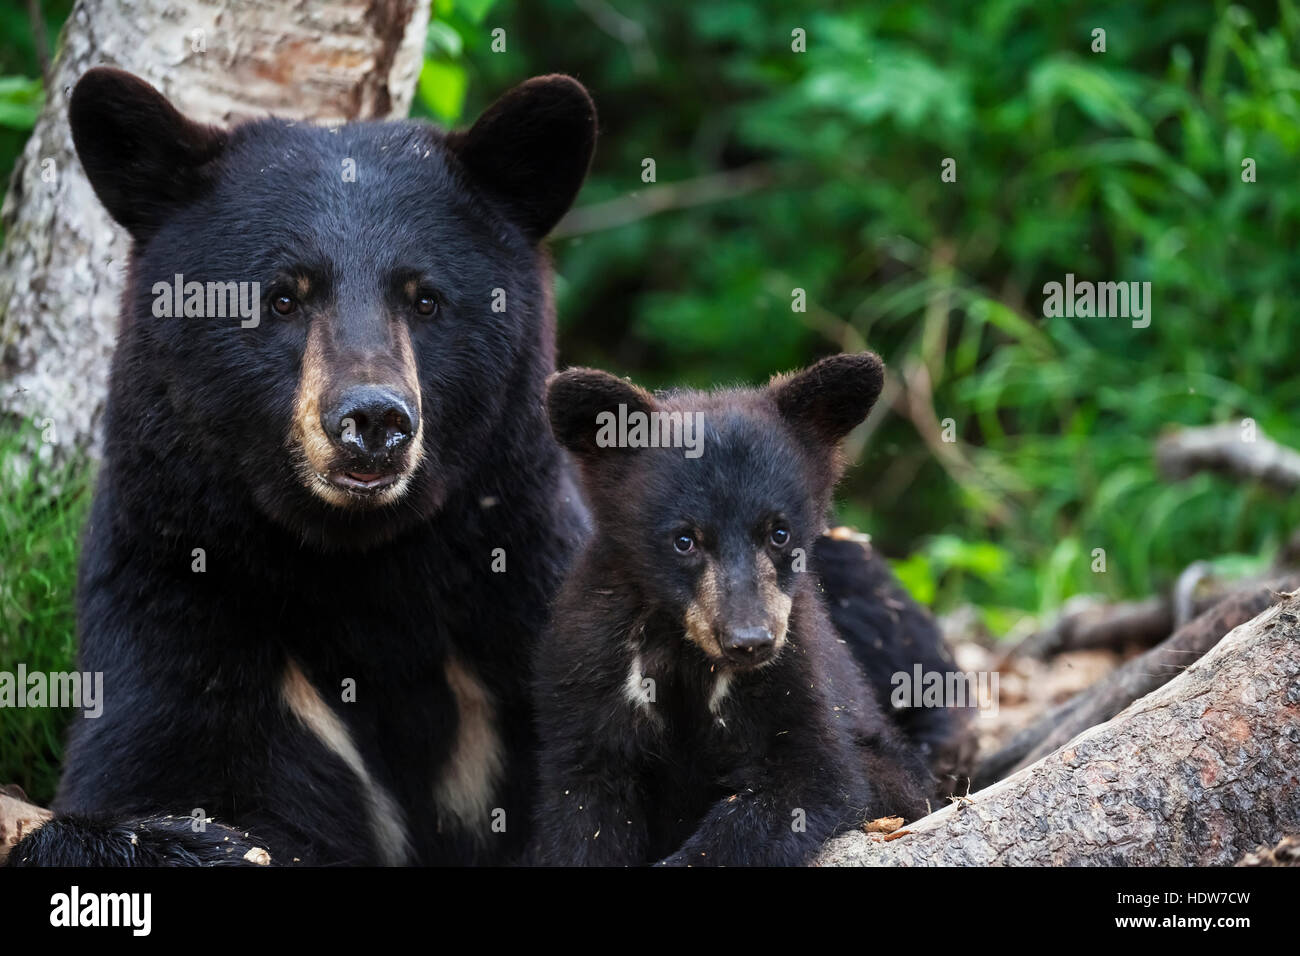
[533,353,930,866]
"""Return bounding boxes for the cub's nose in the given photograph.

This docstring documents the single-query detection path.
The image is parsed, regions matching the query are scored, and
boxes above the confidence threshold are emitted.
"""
[324,385,416,459]
[722,625,775,663]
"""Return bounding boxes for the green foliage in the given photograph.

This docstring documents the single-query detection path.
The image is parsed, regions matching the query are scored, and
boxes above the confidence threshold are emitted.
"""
[470,0,1300,630]
[413,0,500,122]
[0,75,41,129]
[0,425,92,804]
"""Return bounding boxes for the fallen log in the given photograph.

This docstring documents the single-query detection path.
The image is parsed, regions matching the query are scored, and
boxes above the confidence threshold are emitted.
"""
[975,575,1300,787]
[998,567,1278,667]
[816,593,1300,865]
[1156,423,1300,492]
[0,786,52,865]
[998,593,1172,664]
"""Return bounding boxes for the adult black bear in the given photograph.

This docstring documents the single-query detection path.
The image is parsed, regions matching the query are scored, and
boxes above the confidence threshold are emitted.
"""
[10,68,598,865]
[531,354,931,866]
[10,70,967,867]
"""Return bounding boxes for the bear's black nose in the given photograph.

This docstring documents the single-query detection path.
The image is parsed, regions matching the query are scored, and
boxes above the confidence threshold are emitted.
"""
[722,625,775,662]
[324,385,415,460]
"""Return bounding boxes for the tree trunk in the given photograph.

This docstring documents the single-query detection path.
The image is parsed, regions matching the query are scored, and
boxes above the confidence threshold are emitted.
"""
[816,592,1300,866]
[0,0,430,457]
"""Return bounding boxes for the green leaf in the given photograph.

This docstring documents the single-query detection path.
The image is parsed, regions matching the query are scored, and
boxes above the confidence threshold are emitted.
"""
[890,553,936,607]
[426,19,464,59]
[0,75,43,130]
[456,0,498,25]
[418,60,468,123]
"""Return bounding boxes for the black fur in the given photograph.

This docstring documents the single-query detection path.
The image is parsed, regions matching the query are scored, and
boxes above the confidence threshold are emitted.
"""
[67,69,228,242]
[531,356,932,866]
[11,69,596,866]
[814,534,976,795]
[8,815,269,867]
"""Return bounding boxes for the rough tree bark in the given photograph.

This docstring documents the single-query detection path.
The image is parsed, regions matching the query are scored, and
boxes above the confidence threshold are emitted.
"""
[0,0,431,457]
[816,593,1300,866]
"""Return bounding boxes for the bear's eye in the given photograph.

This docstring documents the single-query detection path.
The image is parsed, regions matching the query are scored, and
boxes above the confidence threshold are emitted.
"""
[414,294,438,317]
[769,526,790,548]
[673,533,696,555]
[271,295,297,316]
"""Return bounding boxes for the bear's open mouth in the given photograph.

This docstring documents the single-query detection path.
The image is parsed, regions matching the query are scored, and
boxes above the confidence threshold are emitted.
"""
[328,471,401,494]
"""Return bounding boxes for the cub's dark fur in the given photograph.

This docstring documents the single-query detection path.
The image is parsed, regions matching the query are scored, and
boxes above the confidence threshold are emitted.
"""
[9,69,597,866]
[815,534,976,792]
[531,355,931,866]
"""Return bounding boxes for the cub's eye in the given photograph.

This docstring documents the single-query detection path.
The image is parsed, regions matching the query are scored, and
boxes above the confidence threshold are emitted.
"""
[673,534,696,555]
[271,294,297,316]
[769,527,790,548]
[415,294,438,316]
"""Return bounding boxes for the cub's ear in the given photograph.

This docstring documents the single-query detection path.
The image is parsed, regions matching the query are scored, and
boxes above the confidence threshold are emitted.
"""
[447,74,596,241]
[770,352,885,446]
[69,68,227,242]
[546,368,655,458]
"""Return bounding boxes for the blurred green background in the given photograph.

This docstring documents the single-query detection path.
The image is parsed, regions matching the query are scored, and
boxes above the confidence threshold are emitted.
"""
[3,0,1300,801]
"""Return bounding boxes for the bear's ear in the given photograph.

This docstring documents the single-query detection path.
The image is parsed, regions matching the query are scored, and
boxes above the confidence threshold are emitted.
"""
[769,352,886,447]
[446,75,596,241]
[546,368,656,459]
[69,68,227,242]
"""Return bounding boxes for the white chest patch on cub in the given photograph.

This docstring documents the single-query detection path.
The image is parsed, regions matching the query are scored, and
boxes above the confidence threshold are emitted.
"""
[281,661,410,865]
[435,654,504,840]
[623,653,654,714]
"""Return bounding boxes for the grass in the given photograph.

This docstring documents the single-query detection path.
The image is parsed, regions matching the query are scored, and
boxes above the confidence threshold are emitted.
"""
[0,423,92,805]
